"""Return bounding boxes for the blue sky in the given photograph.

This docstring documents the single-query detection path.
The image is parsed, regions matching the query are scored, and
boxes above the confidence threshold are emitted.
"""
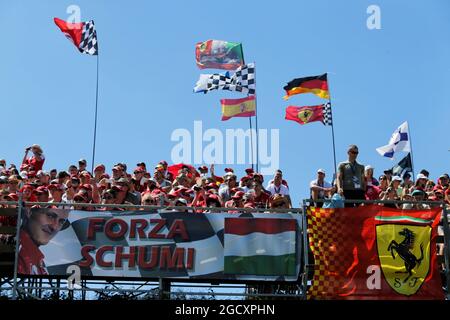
[1,0,449,206]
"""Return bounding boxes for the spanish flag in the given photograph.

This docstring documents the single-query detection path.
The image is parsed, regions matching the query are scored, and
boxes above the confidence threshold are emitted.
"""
[283,74,329,100]
[220,96,256,121]
[285,105,324,125]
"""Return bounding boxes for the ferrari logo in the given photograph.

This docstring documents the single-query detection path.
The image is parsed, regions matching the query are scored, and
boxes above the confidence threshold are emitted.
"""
[376,224,431,296]
[240,103,246,113]
[297,109,313,123]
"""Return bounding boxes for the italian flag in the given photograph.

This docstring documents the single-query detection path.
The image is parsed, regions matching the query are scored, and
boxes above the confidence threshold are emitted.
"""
[224,218,297,276]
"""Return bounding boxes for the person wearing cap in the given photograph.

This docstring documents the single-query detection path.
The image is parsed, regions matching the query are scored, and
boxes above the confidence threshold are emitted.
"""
[198,165,208,178]
[219,173,237,202]
[337,145,366,207]
[379,186,400,209]
[57,171,70,185]
[419,169,430,178]
[154,168,172,192]
[115,177,140,205]
[18,207,69,275]
[93,164,106,183]
[310,169,333,206]
[414,173,428,192]
[402,189,430,210]
[22,144,45,172]
[34,186,50,205]
[267,169,289,188]
[131,167,147,193]
[225,191,245,213]
[20,184,38,205]
[389,176,403,198]
[78,159,88,173]
[48,183,68,208]
[68,165,78,177]
[35,170,50,187]
[7,176,19,194]
[111,165,124,182]
[239,175,254,193]
[437,174,449,191]
[401,172,413,192]
[266,171,292,208]
[383,169,393,185]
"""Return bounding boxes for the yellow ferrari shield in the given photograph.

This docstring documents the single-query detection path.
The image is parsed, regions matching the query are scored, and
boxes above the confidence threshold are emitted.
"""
[376,224,431,296]
[297,109,313,123]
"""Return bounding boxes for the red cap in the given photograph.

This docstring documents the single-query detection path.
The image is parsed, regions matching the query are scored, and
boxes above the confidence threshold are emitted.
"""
[35,186,49,194]
[232,191,245,199]
[48,184,64,191]
[206,182,218,189]
[100,173,110,180]
[27,171,36,178]
[198,166,208,172]
[224,168,234,173]
[134,167,145,173]
[73,193,88,202]
[240,176,251,182]
[245,168,254,174]
[94,164,105,172]
[159,160,168,166]
[5,193,19,201]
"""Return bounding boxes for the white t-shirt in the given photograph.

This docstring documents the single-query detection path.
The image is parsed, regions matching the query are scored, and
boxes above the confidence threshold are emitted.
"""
[309,179,332,198]
[266,183,290,196]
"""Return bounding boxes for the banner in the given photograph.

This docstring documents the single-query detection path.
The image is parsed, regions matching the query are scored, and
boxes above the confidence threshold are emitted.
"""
[307,205,444,299]
[16,208,302,281]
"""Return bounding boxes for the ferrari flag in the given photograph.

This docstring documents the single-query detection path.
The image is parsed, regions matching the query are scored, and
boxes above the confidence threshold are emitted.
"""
[221,96,256,121]
[307,205,443,300]
[54,17,98,55]
[283,74,329,100]
[196,40,244,70]
[285,105,324,125]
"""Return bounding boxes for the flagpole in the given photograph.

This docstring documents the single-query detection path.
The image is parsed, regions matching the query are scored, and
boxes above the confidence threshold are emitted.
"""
[249,117,254,170]
[408,122,416,181]
[254,63,259,173]
[91,54,99,173]
[327,73,337,182]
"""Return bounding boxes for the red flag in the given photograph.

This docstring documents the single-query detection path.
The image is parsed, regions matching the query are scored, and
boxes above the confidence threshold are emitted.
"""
[54,17,98,55]
[285,105,324,125]
[167,164,200,181]
[307,205,444,300]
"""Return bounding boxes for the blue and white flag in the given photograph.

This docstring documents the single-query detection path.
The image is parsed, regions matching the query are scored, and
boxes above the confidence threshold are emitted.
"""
[376,121,411,158]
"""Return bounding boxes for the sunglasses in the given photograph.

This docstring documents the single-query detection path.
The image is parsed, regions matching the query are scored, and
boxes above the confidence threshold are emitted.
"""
[143,198,154,204]
[103,195,113,200]
[350,151,359,154]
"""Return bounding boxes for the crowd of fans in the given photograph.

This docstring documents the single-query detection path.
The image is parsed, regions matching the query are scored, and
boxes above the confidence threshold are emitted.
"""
[310,144,450,209]
[0,144,293,214]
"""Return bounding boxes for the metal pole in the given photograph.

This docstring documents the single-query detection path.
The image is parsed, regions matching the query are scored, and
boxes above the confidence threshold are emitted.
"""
[254,63,259,173]
[441,205,450,299]
[407,122,416,181]
[301,200,309,300]
[249,117,254,170]
[91,54,100,174]
[12,193,23,300]
[326,73,338,181]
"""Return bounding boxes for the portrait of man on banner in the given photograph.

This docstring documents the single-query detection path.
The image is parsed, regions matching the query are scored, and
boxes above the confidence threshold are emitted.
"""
[18,208,70,275]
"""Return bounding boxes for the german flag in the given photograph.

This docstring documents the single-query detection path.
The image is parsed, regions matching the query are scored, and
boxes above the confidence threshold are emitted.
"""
[285,105,324,126]
[220,96,256,121]
[283,73,329,100]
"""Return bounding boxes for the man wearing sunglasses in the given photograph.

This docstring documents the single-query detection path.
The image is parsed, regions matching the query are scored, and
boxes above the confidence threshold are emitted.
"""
[337,145,366,207]
[18,207,69,275]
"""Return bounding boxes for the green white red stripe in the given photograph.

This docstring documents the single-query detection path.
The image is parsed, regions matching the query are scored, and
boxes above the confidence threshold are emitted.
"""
[224,218,297,276]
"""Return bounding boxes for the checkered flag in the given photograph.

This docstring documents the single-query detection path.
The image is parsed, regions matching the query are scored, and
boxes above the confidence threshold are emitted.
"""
[54,18,98,56]
[323,102,332,126]
[79,20,98,56]
[204,63,256,95]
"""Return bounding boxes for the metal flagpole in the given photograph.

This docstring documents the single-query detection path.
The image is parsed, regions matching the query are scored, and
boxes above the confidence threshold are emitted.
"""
[326,73,337,181]
[12,193,23,300]
[91,54,99,173]
[254,63,259,173]
[249,117,254,170]
[407,122,416,181]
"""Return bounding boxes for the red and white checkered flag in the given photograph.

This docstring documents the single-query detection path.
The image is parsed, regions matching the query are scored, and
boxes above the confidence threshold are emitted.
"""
[54,17,98,56]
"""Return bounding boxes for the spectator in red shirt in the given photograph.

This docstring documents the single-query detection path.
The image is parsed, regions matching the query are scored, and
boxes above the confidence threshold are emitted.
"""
[22,145,45,172]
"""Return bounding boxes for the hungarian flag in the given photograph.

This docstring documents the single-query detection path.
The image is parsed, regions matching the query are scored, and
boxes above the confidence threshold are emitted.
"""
[224,218,297,275]
[54,17,98,55]
[196,40,244,70]
[221,96,256,121]
[283,74,329,100]
[285,104,329,125]
[307,206,443,300]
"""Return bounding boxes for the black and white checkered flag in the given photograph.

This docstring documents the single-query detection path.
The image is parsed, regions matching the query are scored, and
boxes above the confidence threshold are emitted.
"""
[323,103,332,126]
[206,63,256,95]
[79,20,98,56]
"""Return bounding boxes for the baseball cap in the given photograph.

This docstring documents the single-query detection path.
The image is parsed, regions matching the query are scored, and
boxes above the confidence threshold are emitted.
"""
[411,189,426,196]
[317,168,326,174]
[78,159,87,165]
[198,165,208,172]
[94,164,105,172]
[224,168,234,173]
[245,168,254,175]
[365,165,373,171]
[392,176,402,182]
[232,191,245,199]
[416,173,428,180]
